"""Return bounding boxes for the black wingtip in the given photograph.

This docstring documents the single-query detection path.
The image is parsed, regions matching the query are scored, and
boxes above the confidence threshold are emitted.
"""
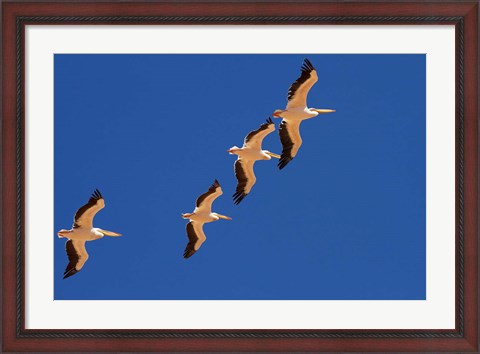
[91,188,103,200]
[278,156,293,170]
[232,192,247,205]
[266,117,273,124]
[63,269,78,279]
[211,179,221,189]
[183,250,195,259]
[302,58,315,71]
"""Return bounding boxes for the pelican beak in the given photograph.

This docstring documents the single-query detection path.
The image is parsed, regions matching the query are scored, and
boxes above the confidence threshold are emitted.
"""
[99,229,122,237]
[217,214,232,220]
[266,151,281,159]
[316,109,336,114]
[182,213,193,219]
[273,110,285,118]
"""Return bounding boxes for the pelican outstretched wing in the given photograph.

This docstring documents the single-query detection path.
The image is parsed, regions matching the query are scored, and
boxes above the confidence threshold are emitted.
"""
[278,119,302,169]
[243,117,275,150]
[195,180,223,214]
[233,159,256,205]
[286,58,318,109]
[63,239,89,279]
[183,221,207,259]
[72,189,105,229]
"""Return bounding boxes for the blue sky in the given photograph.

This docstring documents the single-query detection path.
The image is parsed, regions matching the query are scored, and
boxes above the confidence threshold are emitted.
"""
[54,54,426,300]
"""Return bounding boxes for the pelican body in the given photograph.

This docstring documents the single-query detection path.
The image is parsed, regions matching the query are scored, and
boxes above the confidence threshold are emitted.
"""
[57,189,122,279]
[182,210,228,224]
[273,58,335,169]
[182,180,232,258]
[227,146,275,161]
[228,117,280,205]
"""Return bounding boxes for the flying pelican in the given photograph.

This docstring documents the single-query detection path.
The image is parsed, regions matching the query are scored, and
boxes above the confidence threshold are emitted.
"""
[273,58,335,169]
[182,180,232,258]
[57,189,122,279]
[228,117,281,205]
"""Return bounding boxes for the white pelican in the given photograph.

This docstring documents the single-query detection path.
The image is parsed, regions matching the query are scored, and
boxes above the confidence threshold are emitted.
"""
[228,117,281,205]
[273,58,335,169]
[182,180,232,258]
[57,189,122,279]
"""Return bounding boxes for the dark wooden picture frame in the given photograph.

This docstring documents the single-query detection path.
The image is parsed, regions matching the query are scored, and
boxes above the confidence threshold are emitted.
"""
[2,1,478,352]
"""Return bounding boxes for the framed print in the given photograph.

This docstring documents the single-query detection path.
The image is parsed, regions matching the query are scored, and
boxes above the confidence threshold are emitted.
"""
[2,1,479,352]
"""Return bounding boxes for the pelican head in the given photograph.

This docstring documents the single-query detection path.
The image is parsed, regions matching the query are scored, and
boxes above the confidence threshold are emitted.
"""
[212,213,232,220]
[57,229,72,238]
[227,146,241,155]
[313,108,336,114]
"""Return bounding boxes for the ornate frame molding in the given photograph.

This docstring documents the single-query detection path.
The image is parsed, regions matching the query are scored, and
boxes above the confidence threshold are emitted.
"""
[3,2,478,352]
